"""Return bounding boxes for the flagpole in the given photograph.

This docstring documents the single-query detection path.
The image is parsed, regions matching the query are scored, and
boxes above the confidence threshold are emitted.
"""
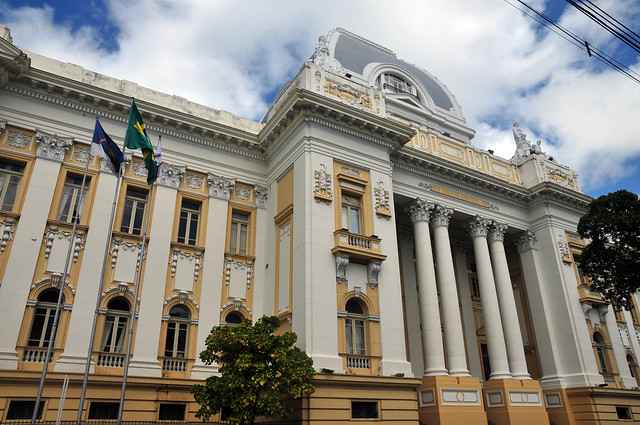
[31,147,93,425]
[116,134,157,425]
[75,120,127,424]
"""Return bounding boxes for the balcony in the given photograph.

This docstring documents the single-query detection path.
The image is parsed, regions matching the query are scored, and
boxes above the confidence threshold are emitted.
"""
[346,354,371,369]
[332,229,386,263]
[163,357,187,372]
[97,352,126,368]
[23,347,51,363]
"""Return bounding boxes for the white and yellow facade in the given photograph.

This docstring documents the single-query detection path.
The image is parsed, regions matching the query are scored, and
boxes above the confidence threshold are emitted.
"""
[0,26,638,424]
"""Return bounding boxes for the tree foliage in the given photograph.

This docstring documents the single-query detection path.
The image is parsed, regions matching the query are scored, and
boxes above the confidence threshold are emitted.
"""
[577,190,640,308]
[192,316,315,425]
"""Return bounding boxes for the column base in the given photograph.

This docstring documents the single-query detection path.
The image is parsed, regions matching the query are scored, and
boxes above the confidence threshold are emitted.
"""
[54,354,93,374]
[483,378,549,425]
[0,352,18,370]
[419,375,488,425]
[127,359,162,377]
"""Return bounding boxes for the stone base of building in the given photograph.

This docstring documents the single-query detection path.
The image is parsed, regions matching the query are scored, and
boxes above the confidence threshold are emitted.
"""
[483,378,549,425]
[418,375,488,425]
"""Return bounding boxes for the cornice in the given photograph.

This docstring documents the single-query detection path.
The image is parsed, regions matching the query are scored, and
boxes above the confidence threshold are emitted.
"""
[528,181,592,212]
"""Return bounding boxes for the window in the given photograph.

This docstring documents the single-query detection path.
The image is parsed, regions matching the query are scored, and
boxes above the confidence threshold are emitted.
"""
[351,401,379,419]
[178,199,201,245]
[341,193,362,234]
[378,73,418,97]
[0,159,24,212]
[481,343,491,381]
[88,402,119,420]
[6,400,44,420]
[158,403,186,421]
[101,297,130,353]
[164,305,190,359]
[121,186,148,235]
[593,332,609,375]
[28,289,62,348]
[225,311,243,325]
[229,210,250,256]
[57,173,91,223]
[616,406,633,420]
[345,298,366,356]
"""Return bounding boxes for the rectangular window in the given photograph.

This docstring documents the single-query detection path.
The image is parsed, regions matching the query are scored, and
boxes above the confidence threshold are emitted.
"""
[351,401,379,419]
[28,307,57,347]
[165,322,188,358]
[345,318,366,355]
[6,400,45,420]
[101,315,128,353]
[57,172,91,223]
[158,403,186,421]
[229,210,250,256]
[120,186,148,235]
[341,193,362,234]
[88,402,120,420]
[177,199,201,245]
[0,159,24,212]
[616,406,632,420]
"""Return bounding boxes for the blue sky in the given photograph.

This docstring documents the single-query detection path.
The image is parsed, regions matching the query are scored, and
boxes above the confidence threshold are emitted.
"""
[1,0,639,198]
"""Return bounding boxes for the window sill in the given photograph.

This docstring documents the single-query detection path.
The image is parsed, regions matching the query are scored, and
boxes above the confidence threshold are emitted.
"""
[224,253,255,263]
[171,241,205,253]
[46,219,89,232]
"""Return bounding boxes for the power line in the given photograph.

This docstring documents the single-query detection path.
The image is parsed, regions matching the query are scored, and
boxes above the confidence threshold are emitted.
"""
[500,0,640,86]
[565,0,640,54]
[581,0,640,44]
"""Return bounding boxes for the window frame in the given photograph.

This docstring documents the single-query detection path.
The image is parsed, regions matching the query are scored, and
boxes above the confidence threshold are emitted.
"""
[177,198,201,246]
[0,158,25,213]
[120,185,149,236]
[87,401,120,420]
[5,400,45,421]
[341,192,363,234]
[344,298,368,356]
[350,400,380,420]
[27,289,63,348]
[164,305,191,359]
[56,171,91,224]
[158,403,186,421]
[228,208,252,256]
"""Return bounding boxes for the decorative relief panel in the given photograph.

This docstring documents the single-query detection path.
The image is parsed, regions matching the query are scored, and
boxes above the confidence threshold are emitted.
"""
[132,160,148,178]
[111,238,144,283]
[158,162,185,189]
[277,223,291,311]
[170,248,202,292]
[72,144,91,165]
[35,131,73,162]
[0,217,15,253]
[373,180,391,218]
[184,173,204,191]
[313,163,332,202]
[442,389,480,405]
[44,226,85,273]
[224,257,254,300]
[509,391,541,405]
[324,79,372,111]
[233,182,253,202]
[543,161,579,190]
[618,324,631,348]
[207,173,235,200]
[6,127,32,149]
[557,235,573,263]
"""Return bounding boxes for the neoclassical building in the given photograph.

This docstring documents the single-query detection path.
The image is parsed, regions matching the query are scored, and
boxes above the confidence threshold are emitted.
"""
[0,26,638,425]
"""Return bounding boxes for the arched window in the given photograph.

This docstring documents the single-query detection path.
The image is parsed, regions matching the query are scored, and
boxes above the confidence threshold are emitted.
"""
[225,311,244,325]
[101,297,130,353]
[28,289,63,347]
[377,73,418,97]
[593,332,609,375]
[345,298,367,355]
[165,305,190,359]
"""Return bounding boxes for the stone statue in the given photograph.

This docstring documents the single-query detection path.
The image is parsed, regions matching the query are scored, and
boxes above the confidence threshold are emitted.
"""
[511,121,531,163]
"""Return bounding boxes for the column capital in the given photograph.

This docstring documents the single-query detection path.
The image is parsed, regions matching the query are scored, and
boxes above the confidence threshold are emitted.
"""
[517,231,537,253]
[468,216,491,239]
[207,173,235,200]
[407,198,434,223]
[488,222,508,242]
[34,130,73,162]
[431,205,453,228]
[255,185,269,209]
[158,162,185,189]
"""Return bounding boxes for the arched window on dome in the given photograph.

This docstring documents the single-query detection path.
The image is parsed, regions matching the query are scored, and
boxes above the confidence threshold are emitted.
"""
[165,305,191,359]
[27,288,64,348]
[101,297,130,354]
[377,73,418,98]
[345,298,367,356]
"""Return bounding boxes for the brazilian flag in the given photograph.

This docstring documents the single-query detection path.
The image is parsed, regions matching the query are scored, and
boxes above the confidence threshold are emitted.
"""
[124,100,158,184]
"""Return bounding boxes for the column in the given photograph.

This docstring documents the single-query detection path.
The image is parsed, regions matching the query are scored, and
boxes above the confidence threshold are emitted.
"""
[469,216,511,379]
[407,198,446,376]
[603,305,636,388]
[0,132,71,369]
[431,205,469,376]
[488,222,529,379]
[191,174,232,379]
[55,164,119,372]
[128,163,184,377]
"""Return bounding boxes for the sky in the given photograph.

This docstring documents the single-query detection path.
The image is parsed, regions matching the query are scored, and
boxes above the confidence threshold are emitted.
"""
[0,0,638,197]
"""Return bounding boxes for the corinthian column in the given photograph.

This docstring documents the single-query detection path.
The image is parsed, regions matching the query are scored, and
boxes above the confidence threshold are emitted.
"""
[469,216,511,379]
[488,223,530,378]
[407,199,447,376]
[431,205,469,376]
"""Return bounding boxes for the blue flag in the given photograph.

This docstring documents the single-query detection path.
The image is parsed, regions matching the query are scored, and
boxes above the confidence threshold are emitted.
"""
[91,119,124,173]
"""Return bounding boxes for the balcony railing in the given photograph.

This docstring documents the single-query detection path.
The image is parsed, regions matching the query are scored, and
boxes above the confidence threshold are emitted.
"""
[163,357,187,372]
[346,354,371,369]
[23,347,51,363]
[332,229,386,262]
[97,352,126,368]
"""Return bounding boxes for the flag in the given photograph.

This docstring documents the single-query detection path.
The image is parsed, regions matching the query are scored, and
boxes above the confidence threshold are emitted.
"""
[91,119,124,173]
[124,99,158,184]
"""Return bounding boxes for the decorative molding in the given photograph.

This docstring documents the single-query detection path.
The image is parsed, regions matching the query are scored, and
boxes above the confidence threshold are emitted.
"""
[367,260,382,287]
[110,238,145,271]
[0,217,15,253]
[223,257,254,291]
[431,184,500,211]
[207,173,235,200]
[407,197,433,223]
[158,162,185,189]
[557,235,573,263]
[255,185,269,209]
[73,144,91,165]
[488,222,508,243]
[132,160,148,178]
[185,173,204,190]
[517,231,537,253]
[431,205,453,228]
[313,163,333,202]
[44,226,85,263]
[373,180,391,218]
[324,79,372,111]
[170,248,202,282]
[34,130,73,162]
[335,254,349,282]
[468,216,491,239]
[6,127,31,149]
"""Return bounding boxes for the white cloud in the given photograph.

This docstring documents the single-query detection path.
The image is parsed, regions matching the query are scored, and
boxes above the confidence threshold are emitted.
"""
[1,0,639,192]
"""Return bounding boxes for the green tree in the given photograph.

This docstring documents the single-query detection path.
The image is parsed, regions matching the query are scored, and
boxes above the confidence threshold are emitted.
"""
[577,190,640,307]
[193,316,315,425]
